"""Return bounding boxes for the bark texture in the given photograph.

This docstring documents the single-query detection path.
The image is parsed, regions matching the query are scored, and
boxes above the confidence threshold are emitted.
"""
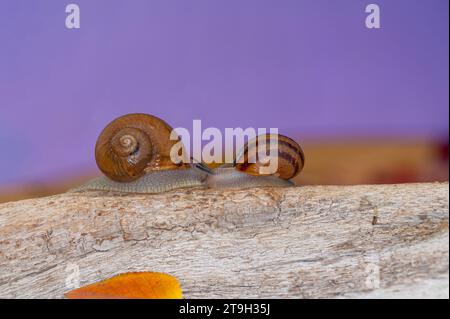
[0,183,448,298]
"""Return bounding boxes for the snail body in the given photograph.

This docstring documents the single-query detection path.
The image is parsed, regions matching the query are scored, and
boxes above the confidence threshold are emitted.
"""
[206,167,293,189]
[78,168,208,193]
[75,113,304,194]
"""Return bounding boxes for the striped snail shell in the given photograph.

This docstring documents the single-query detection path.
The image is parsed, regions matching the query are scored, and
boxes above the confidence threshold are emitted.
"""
[234,134,305,180]
[95,113,188,182]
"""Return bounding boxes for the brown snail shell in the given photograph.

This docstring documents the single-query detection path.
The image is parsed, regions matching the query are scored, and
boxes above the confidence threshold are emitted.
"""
[95,113,188,182]
[234,134,305,180]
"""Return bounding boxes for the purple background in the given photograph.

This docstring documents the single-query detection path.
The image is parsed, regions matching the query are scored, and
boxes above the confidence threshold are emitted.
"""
[0,0,448,186]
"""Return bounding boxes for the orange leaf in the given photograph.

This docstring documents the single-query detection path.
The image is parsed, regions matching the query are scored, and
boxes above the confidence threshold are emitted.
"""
[64,272,182,299]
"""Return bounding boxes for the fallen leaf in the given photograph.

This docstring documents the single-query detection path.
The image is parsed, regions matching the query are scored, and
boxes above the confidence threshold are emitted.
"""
[65,272,182,299]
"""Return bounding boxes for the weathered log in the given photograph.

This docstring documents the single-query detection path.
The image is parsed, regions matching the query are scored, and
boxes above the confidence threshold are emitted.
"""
[0,183,448,298]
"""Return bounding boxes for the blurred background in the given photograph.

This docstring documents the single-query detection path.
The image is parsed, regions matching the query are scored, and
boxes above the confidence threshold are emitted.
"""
[0,0,448,203]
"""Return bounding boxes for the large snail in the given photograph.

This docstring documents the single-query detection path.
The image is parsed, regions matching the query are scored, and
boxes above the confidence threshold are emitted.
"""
[76,113,305,193]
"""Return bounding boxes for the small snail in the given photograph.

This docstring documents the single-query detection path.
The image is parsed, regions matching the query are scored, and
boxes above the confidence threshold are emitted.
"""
[76,113,305,193]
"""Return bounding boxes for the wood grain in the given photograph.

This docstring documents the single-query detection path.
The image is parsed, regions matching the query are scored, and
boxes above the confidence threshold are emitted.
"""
[0,183,448,298]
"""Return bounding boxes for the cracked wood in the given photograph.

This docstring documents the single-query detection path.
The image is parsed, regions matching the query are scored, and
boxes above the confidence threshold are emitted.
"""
[0,182,448,298]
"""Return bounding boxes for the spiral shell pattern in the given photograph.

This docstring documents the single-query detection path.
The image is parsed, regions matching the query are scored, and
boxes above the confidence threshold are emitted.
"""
[95,113,184,182]
[235,134,305,180]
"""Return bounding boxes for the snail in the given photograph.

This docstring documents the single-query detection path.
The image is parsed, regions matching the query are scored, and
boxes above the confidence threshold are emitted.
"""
[76,113,305,193]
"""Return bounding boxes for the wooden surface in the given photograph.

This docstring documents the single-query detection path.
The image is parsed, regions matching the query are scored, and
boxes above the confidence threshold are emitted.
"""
[0,183,448,298]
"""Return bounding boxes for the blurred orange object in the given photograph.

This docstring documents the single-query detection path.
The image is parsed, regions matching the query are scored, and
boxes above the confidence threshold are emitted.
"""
[293,138,449,185]
[64,272,182,299]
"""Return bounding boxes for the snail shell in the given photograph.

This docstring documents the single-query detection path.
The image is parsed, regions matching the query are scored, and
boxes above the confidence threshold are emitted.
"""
[95,113,188,182]
[235,134,305,180]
